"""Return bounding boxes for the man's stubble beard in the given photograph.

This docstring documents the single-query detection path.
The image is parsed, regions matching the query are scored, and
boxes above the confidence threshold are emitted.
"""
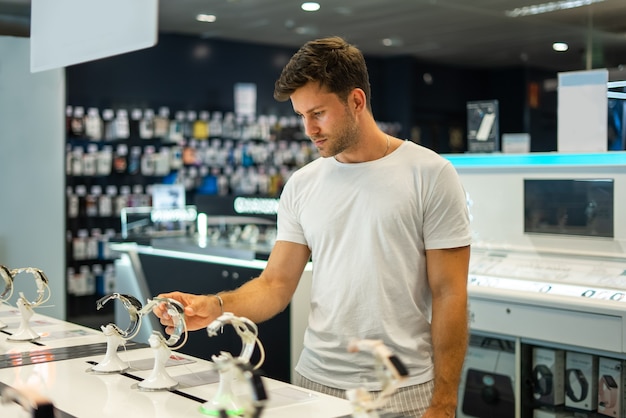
[320,108,360,158]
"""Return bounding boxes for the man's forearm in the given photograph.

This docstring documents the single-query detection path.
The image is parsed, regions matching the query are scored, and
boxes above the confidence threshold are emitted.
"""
[217,273,298,324]
[428,294,469,413]
[214,240,310,324]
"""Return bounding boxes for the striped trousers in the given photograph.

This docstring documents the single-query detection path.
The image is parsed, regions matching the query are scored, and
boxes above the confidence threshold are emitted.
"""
[293,371,434,418]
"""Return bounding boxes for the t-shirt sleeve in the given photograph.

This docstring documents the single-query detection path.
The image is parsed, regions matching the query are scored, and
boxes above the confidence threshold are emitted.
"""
[276,176,309,246]
[423,160,472,250]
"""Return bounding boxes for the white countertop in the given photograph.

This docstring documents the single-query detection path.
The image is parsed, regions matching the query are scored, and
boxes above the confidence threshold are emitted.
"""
[0,305,352,417]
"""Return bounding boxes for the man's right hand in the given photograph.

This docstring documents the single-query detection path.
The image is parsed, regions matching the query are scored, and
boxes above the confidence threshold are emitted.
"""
[153,291,221,334]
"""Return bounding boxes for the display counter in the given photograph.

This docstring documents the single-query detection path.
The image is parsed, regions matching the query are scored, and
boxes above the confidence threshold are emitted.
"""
[467,246,626,354]
[111,230,626,417]
[449,152,626,418]
[461,250,626,418]
[106,152,626,417]
[0,300,352,418]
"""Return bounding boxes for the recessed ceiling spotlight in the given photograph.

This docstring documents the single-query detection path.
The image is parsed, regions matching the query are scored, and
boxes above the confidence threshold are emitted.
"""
[196,14,217,23]
[301,2,321,12]
[553,42,569,52]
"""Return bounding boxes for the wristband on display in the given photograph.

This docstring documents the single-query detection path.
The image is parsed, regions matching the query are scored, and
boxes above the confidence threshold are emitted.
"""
[599,374,618,409]
[207,312,264,368]
[532,364,553,399]
[96,293,143,340]
[140,297,187,349]
[346,339,409,413]
[0,265,13,301]
[10,267,51,308]
[96,293,188,349]
[234,360,268,418]
[565,368,589,402]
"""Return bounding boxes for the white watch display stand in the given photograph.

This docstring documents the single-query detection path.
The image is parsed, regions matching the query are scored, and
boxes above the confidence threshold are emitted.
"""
[6,299,40,342]
[90,324,129,374]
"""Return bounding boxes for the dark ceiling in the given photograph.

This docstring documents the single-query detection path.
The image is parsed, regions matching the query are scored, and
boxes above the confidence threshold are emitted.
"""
[2,0,626,73]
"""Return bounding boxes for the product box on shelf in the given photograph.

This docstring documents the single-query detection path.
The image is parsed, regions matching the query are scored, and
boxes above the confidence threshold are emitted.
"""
[565,351,598,411]
[532,407,575,418]
[457,336,515,418]
[532,347,565,406]
[597,357,625,417]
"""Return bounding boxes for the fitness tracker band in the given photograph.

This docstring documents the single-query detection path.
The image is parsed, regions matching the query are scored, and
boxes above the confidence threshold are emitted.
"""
[565,368,588,402]
[532,364,553,399]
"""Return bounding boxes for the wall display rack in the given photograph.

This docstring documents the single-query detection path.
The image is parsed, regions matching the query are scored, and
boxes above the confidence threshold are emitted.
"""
[63,105,319,327]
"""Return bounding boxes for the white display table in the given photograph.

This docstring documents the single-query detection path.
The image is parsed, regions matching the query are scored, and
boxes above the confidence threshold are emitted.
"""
[0,305,352,417]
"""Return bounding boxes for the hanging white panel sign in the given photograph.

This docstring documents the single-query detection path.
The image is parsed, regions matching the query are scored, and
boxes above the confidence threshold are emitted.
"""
[30,0,158,73]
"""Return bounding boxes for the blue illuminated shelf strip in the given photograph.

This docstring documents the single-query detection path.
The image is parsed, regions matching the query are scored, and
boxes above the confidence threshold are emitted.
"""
[444,152,626,168]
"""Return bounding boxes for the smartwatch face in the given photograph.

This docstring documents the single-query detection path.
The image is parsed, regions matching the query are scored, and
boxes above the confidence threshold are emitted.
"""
[462,368,515,418]
[603,374,618,389]
[599,374,619,413]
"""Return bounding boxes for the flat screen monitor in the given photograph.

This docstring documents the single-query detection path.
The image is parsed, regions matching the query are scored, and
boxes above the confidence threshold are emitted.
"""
[524,178,614,238]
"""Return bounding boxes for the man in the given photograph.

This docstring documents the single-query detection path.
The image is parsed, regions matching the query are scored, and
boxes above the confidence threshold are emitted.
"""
[155,36,471,417]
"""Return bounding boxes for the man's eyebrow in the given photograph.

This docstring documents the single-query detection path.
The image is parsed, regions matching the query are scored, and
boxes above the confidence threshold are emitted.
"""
[297,105,323,115]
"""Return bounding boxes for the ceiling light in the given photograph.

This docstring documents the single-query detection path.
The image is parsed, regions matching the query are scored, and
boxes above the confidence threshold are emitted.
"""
[382,37,403,47]
[301,2,321,12]
[196,14,217,23]
[334,7,352,16]
[553,42,569,52]
[505,0,605,17]
[295,25,318,35]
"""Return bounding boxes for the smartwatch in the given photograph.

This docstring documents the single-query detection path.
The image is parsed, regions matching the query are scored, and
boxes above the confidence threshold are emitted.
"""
[0,265,13,301]
[599,374,618,409]
[97,293,187,348]
[96,293,143,340]
[10,267,50,307]
[565,368,588,402]
[140,297,187,348]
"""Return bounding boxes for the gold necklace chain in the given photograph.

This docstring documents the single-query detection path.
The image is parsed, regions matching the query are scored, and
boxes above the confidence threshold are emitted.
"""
[382,135,390,157]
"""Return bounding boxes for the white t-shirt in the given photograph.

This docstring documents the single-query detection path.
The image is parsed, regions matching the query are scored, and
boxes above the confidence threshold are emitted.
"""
[277,140,472,390]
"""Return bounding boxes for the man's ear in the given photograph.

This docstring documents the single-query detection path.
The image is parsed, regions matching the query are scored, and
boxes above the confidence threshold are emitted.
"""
[350,88,367,112]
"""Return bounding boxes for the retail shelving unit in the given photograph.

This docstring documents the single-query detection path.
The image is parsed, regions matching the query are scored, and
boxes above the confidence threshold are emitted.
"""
[448,152,626,418]
[64,106,316,327]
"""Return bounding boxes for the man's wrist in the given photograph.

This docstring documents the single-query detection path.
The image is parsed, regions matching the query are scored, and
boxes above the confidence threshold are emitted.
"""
[209,293,224,316]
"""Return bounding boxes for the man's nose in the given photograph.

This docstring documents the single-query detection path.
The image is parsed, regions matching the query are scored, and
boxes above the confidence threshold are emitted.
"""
[305,120,321,138]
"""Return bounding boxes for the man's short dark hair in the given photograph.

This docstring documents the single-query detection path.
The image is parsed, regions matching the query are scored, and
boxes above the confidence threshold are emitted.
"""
[274,36,372,111]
